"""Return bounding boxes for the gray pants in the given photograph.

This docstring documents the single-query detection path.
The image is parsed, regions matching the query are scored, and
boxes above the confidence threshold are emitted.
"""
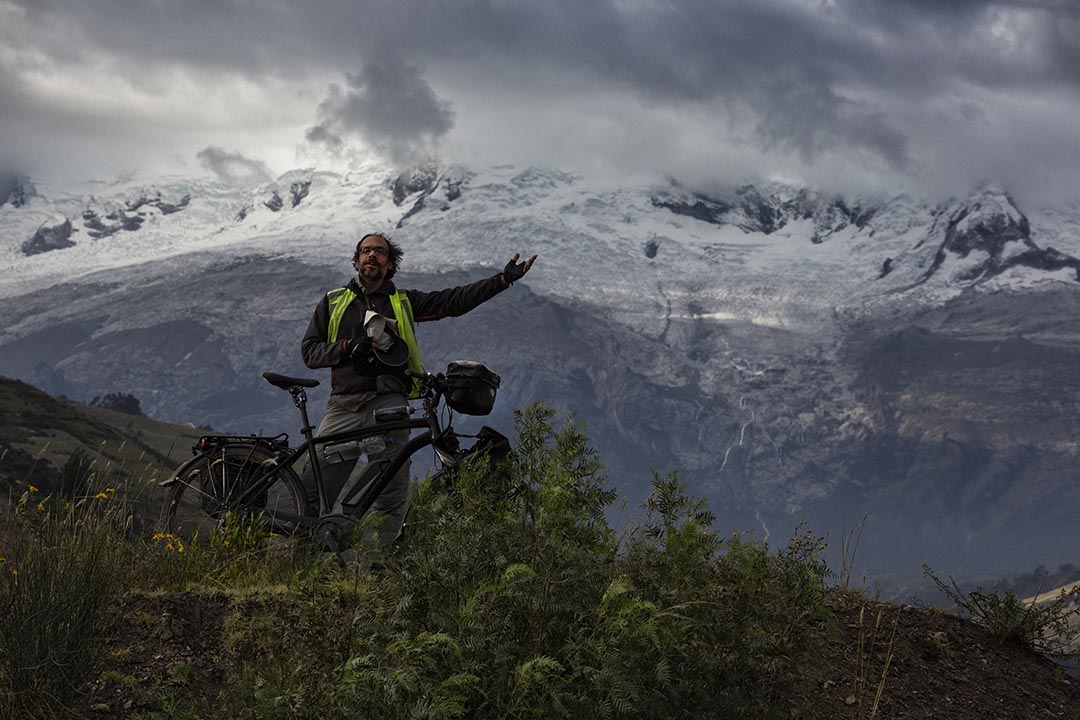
[302,391,412,545]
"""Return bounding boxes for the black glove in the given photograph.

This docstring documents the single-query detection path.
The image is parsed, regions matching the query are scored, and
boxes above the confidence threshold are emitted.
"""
[342,336,373,359]
[502,254,534,285]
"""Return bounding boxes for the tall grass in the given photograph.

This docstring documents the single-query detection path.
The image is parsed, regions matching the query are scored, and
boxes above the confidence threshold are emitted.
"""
[0,487,126,718]
[0,441,316,719]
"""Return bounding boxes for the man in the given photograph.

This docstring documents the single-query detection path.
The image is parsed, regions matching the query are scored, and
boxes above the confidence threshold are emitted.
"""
[301,232,536,545]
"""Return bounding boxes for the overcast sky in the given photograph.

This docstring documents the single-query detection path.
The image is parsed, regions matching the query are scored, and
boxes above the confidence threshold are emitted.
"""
[1,0,1078,201]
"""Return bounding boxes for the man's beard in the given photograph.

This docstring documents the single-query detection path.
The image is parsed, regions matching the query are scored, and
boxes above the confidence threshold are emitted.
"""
[359,263,385,283]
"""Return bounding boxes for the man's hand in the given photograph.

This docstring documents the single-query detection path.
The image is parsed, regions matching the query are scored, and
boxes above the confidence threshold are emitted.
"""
[502,253,537,285]
[342,336,373,359]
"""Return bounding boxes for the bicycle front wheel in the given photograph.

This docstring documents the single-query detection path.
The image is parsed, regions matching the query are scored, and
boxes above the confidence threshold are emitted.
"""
[164,444,312,543]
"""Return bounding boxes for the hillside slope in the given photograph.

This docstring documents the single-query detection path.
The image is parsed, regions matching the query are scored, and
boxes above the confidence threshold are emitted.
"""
[0,375,201,515]
[2,376,1077,718]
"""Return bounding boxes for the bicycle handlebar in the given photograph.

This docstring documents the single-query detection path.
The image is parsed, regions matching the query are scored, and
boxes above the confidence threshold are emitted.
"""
[405,368,448,396]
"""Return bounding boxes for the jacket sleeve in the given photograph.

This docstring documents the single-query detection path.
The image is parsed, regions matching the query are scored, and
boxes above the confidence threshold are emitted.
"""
[301,295,347,368]
[407,273,509,322]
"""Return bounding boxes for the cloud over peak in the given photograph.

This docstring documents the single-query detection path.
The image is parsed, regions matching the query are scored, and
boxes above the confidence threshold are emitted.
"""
[196,146,274,185]
[305,62,455,165]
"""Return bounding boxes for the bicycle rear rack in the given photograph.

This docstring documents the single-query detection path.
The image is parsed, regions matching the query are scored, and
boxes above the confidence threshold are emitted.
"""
[195,432,290,454]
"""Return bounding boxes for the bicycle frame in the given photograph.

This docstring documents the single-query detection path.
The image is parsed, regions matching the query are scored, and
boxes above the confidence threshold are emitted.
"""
[168,378,462,535]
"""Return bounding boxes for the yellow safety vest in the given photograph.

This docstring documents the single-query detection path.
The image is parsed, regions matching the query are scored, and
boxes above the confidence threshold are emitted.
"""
[325,287,425,398]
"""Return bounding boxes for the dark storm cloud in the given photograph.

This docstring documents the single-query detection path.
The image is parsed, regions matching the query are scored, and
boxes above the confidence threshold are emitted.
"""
[196,146,274,185]
[835,0,1080,88]
[754,84,910,170]
[305,62,455,164]
[13,0,1079,99]
[6,0,1080,193]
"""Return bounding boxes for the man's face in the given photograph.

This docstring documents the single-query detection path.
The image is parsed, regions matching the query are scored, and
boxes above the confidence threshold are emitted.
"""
[355,235,391,284]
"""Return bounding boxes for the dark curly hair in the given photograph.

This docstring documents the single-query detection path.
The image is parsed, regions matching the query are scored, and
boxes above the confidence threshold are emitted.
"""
[352,233,404,279]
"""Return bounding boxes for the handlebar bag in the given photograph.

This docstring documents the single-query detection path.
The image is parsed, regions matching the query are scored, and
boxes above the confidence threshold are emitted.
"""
[445,361,501,415]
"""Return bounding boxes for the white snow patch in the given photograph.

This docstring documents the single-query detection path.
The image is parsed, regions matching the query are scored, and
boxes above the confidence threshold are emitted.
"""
[2,162,1078,332]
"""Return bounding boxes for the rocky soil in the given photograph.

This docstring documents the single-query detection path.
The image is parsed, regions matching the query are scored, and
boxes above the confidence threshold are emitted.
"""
[791,592,1080,719]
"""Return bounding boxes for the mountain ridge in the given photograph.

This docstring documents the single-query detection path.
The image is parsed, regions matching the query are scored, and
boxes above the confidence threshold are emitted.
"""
[2,160,1080,582]
[4,161,1079,308]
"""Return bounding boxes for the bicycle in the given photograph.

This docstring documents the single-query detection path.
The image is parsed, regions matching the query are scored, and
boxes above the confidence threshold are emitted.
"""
[160,361,509,554]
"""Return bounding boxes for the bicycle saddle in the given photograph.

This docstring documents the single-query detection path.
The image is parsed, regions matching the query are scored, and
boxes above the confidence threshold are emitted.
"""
[262,372,320,390]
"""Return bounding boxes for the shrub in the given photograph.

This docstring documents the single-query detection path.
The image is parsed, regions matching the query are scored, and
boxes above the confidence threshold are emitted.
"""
[332,404,620,718]
[923,564,1080,657]
[298,403,832,719]
[89,392,144,416]
[622,475,831,717]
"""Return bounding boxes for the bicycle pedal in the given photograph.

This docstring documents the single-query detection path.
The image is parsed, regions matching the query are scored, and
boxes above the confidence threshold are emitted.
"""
[315,515,358,553]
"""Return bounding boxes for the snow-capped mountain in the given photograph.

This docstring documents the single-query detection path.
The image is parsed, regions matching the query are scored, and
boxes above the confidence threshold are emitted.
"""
[5,162,1077,316]
[2,159,1080,582]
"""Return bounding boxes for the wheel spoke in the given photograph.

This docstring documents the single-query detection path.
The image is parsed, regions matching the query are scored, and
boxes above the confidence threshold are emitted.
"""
[164,446,311,544]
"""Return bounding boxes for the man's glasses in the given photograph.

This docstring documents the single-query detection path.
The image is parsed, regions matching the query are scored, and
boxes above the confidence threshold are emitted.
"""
[358,246,388,257]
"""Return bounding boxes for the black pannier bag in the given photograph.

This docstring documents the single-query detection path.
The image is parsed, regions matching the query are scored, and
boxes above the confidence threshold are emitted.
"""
[465,425,511,471]
[445,361,501,415]
[435,425,512,492]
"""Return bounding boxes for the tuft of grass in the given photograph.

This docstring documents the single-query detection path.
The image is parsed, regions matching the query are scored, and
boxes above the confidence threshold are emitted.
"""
[923,564,1080,657]
[99,669,136,686]
[846,602,902,719]
[837,512,869,592]
[108,647,134,664]
[166,662,201,686]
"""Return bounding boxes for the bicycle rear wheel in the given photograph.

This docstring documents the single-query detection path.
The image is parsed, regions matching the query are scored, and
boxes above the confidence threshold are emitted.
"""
[164,444,313,543]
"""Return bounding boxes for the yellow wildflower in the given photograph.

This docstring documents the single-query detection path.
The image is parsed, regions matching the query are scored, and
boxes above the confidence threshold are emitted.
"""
[28,485,38,493]
[10,569,17,576]
[36,502,45,512]
[105,487,116,494]
[94,492,108,500]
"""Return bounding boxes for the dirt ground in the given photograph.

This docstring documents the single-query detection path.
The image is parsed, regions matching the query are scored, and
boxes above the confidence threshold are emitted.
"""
[790,592,1080,719]
[84,590,1080,719]
[87,591,236,717]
